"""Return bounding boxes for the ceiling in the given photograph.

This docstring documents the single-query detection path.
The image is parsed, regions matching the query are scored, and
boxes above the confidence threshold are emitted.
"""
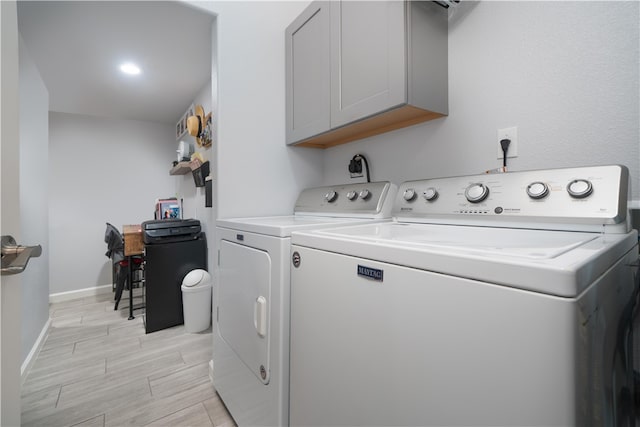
[17,1,214,124]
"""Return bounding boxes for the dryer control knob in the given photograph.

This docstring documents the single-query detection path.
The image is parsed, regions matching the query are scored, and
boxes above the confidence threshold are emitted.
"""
[359,189,371,200]
[346,191,358,201]
[325,190,338,203]
[465,183,489,203]
[403,188,417,202]
[422,187,438,201]
[526,182,549,199]
[567,179,593,199]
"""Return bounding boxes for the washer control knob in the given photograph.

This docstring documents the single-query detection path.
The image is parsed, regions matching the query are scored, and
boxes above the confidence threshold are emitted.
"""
[567,179,593,199]
[403,188,417,202]
[526,182,549,199]
[359,189,371,200]
[422,187,438,202]
[346,190,358,201]
[465,183,489,203]
[324,190,338,203]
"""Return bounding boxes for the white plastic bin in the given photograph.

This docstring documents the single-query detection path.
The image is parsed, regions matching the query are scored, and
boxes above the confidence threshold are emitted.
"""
[181,269,212,333]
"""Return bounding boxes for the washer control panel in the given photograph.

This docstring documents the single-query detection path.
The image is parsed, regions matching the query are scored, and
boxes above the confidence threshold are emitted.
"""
[394,165,629,230]
[295,181,397,217]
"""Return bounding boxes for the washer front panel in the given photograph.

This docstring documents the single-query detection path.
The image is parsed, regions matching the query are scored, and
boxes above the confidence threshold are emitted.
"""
[288,244,638,426]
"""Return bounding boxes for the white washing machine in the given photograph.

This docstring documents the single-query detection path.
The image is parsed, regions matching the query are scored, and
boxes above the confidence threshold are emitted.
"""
[213,181,397,427]
[289,165,639,426]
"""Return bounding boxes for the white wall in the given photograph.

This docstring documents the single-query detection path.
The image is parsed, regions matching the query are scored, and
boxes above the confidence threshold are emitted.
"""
[18,35,49,363]
[323,2,640,200]
[48,112,176,294]
[190,1,324,220]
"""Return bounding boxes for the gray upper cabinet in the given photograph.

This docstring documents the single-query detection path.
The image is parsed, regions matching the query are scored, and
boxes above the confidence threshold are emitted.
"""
[286,0,448,148]
[285,2,331,145]
[330,1,406,128]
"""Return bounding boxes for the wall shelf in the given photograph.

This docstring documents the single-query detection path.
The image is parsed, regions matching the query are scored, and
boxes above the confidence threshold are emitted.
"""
[170,161,192,175]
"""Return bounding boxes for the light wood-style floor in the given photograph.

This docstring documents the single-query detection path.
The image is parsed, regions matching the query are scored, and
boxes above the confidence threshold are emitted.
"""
[21,291,236,427]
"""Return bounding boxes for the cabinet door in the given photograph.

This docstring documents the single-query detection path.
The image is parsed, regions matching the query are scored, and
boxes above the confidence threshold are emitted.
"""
[285,1,330,145]
[330,1,406,128]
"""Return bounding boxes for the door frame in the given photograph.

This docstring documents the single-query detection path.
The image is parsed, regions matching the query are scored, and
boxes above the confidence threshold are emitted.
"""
[1,0,24,425]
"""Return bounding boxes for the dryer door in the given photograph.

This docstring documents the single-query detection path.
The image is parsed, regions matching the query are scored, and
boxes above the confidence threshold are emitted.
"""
[218,240,271,384]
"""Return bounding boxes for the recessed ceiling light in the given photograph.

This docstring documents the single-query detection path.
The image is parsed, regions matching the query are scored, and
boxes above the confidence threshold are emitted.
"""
[120,62,141,75]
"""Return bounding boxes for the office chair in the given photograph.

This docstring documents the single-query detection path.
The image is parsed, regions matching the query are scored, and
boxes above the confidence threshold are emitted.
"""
[104,223,144,311]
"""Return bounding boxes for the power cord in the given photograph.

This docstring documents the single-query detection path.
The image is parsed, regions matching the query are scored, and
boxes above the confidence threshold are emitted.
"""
[500,139,511,168]
[359,155,370,183]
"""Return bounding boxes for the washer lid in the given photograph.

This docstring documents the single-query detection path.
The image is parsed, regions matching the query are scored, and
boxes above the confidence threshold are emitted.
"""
[327,222,598,260]
[291,222,638,297]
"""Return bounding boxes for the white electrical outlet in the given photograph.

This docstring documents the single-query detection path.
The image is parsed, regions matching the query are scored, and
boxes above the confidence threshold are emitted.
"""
[497,126,518,159]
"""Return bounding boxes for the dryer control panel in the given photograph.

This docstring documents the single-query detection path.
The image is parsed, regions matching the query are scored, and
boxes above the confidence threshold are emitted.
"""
[294,181,397,218]
[393,165,629,233]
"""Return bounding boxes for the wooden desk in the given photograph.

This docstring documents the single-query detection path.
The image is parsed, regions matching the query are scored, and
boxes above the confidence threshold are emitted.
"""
[123,224,144,320]
[123,224,143,256]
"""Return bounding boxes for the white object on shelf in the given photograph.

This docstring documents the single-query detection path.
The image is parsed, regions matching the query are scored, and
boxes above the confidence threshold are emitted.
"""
[177,140,193,162]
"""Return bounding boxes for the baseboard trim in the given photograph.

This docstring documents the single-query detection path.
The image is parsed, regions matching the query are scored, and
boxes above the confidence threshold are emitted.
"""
[21,317,51,383]
[209,359,214,384]
[49,284,112,304]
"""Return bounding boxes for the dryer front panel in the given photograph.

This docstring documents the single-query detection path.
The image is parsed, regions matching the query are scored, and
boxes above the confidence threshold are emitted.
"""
[218,240,271,384]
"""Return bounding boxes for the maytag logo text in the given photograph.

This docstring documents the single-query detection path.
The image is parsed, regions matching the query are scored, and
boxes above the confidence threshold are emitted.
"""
[357,265,383,282]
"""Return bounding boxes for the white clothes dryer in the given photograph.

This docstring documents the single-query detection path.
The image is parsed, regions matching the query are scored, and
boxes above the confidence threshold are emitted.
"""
[213,181,396,427]
[289,165,639,426]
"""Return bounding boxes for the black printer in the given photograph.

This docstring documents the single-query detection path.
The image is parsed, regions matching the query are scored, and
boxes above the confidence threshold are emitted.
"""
[142,219,201,244]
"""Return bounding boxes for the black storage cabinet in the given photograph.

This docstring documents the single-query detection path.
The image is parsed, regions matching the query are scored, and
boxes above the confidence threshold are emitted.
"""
[144,234,207,333]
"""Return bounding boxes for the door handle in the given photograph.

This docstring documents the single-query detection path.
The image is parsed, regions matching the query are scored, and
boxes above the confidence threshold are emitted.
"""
[1,235,42,275]
[254,296,267,338]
